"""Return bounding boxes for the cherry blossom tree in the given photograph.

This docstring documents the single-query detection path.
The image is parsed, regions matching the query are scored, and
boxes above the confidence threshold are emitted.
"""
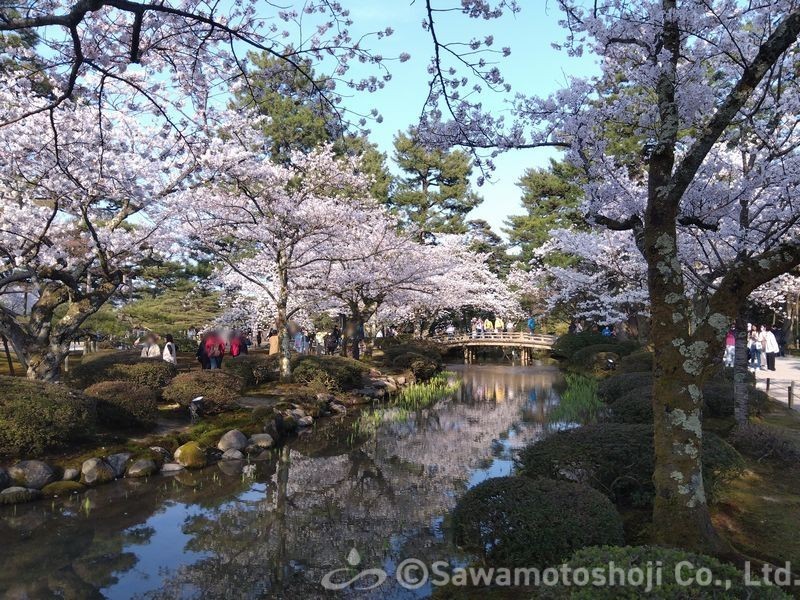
[521,4,800,554]
[172,139,376,380]
[0,92,188,380]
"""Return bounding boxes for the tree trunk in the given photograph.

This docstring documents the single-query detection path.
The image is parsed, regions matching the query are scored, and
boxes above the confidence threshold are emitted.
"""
[733,314,749,425]
[2,335,14,376]
[25,345,65,382]
[650,323,731,554]
[276,262,292,382]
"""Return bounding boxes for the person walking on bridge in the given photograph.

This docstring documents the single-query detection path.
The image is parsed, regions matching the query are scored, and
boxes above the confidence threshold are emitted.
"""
[494,316,504,332]
[483,318,494,333]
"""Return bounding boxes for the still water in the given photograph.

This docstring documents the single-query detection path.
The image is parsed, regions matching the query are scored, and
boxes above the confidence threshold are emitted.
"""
[0,364,562,599]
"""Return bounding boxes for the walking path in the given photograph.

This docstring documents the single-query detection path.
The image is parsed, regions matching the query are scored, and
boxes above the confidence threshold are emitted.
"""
[753,354,800,409]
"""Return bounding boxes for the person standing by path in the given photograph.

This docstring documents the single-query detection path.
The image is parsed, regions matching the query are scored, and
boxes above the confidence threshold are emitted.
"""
[162,334,177,365]
[205,331,225,369]
[748,329,762,371]
[764,326,780,372]
[723,329,735,368]
[196,334,210,370]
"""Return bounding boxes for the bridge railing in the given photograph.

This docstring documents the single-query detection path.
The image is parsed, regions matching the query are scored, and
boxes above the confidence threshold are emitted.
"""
[431,331,557,346]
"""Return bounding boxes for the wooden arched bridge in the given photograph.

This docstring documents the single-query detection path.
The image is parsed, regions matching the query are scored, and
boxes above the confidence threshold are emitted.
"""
[432,331,558,365]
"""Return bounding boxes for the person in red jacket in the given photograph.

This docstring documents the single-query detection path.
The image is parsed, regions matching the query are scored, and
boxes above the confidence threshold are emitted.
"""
[230,332,242,358]
[204,330,225,369]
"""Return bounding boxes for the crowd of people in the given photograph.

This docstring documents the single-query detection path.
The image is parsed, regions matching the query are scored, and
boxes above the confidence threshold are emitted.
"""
[723,324,785,372]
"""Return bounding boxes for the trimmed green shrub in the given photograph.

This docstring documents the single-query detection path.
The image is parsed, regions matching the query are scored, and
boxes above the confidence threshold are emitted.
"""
[162,371,243,414]
[68,351,176,390]
[598,372,653,402]
[568,344,625,371]
[600,374,767,420]
[551,332,609,360]
[382,341,443,366]
[517,424,743,507]
[0,376,96,456]
[85,380,158,430]
[391,352,440,381]
[114,361,177,390]
[291,355,368,391]
[555,545,790,599]
[702,382,768,418]
[730,423,800,465]
[617,350,653,373]
[607,387,652,424]
[222,354,278,387]
[451,476,624,568]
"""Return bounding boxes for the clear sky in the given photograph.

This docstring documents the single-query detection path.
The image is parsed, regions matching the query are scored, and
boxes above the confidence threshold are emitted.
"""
[336,1,599,236]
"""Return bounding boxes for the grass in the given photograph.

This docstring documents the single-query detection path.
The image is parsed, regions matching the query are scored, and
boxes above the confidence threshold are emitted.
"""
[549,374,603,425]
[349,371,462,440]
[711,399,800,572]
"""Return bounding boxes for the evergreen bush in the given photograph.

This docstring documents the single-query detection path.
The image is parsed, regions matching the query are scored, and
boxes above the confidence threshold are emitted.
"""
[452,476,624,568]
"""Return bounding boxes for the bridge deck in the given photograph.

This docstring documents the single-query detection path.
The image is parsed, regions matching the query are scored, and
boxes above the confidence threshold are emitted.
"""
[432,332,557,349]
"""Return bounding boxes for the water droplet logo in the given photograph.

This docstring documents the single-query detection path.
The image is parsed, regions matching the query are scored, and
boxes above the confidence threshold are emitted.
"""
[320,547,388,591]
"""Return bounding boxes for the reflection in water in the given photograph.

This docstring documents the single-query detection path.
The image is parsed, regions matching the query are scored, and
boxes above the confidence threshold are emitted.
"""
[0,364,561,599]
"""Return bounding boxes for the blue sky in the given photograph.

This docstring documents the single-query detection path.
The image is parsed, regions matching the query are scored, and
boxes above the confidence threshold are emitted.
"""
[337,1,599,236]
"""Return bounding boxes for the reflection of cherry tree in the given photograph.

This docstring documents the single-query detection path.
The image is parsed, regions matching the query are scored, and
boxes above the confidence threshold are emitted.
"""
[150,366,561,597]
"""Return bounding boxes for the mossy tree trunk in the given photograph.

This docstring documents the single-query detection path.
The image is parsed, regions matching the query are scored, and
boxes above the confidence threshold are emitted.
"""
[607,4,800,556]
[276,257,292,382]
[733,313,750,425]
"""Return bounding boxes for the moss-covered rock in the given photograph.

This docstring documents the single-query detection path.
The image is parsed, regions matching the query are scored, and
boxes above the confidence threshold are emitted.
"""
[8,460,57,489]
[41,480,86,497]
[80,458,116,485]
[126,459,158,478]
[0,486,42,505]
[174,441,207,469]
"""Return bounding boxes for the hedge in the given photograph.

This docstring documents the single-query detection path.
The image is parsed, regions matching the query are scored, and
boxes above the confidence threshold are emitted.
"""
[517,424,744,507]
[597,372,653,403]
[553,545,790,599]
[551,332,610,360]
[222,354,278,387]
[162,371,244,414]
[391,352,440,381]
[568,343,634,370]
[381,341,443,366]
[730,423,800,466]
[599,373,767,420]
[452,476,624,568]
[68,351,177,391]
[0,376,96,456]
[617,350,653,373]
[291,355,368,391]
[85,380,158,430]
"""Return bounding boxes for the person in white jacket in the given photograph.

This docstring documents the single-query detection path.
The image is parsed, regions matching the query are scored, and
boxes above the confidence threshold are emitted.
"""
[136,334,162,359]
[162,334,178,365]
[763,325,780,372]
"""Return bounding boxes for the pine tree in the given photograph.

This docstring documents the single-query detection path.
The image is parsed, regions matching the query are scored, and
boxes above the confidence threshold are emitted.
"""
[503,160,584,267]
[390,129,482,235]
[465,219,510,276]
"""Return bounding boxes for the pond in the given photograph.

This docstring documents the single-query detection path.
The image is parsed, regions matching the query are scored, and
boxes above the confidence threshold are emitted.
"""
[0,363,563,599]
